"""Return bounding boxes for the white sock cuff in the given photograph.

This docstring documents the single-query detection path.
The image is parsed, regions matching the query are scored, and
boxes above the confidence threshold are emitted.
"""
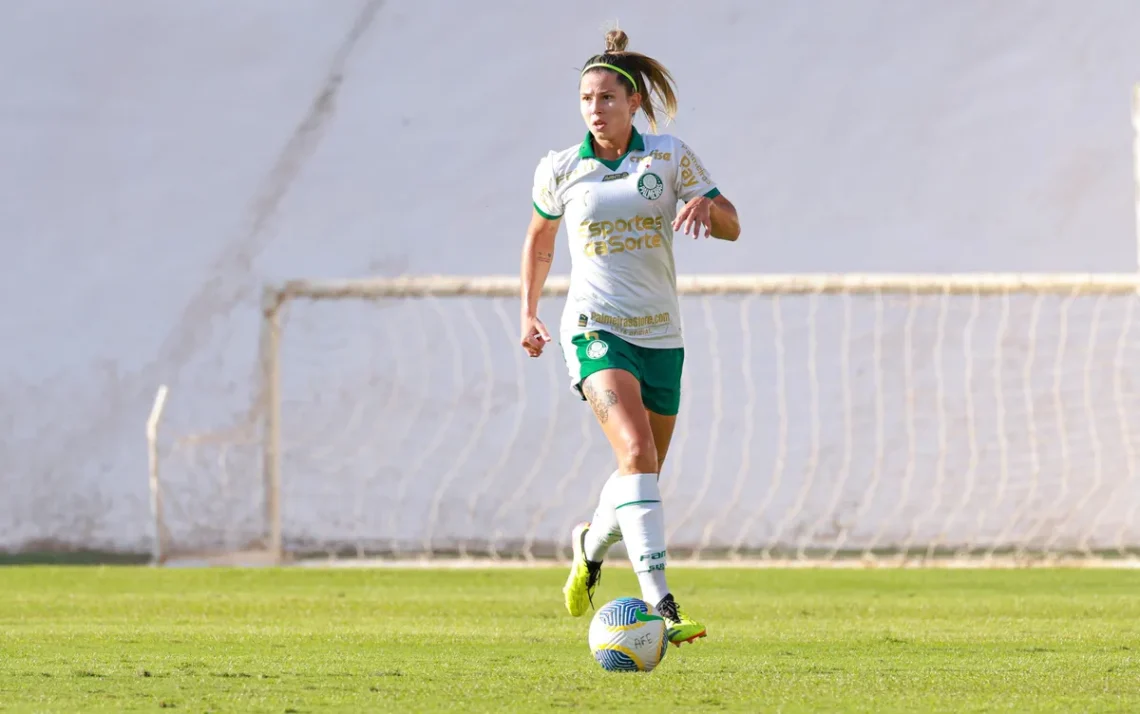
[609,473,661,509]
[599,470,621,506]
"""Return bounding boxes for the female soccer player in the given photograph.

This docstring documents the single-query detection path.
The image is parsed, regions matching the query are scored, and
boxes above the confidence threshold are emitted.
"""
[519,29,740,646]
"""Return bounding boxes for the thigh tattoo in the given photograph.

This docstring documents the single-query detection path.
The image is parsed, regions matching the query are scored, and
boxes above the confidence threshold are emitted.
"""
[583,381,619,423]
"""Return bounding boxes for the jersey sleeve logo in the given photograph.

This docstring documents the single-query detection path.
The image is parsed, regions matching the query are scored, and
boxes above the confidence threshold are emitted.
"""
[637,172,665,200]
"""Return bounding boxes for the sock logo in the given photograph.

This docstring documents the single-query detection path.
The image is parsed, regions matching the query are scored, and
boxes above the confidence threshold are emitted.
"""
[639,551,666,572]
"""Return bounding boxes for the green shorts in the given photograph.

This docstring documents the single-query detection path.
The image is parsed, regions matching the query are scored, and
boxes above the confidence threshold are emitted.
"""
[560,330,685,416]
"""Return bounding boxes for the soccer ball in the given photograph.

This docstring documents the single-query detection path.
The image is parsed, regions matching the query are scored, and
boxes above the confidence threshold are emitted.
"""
[588,597,669,672]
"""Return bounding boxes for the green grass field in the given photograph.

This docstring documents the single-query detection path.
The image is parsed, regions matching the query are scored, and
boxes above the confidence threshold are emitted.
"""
[0,566,1137,712]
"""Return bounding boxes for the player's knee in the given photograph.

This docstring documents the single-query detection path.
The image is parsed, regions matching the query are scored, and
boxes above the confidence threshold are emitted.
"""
[617,434,658,474]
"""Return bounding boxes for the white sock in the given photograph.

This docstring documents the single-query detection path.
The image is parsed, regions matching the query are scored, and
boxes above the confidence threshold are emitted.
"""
[583,471,622,562]
[610,473,670,606]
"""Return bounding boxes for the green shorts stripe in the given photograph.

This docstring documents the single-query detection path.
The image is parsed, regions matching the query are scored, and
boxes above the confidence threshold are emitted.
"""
[560,330,685,416]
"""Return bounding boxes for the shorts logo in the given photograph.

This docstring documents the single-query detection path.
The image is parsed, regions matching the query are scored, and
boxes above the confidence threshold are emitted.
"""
[585,339,609,360]
[637,172,664,200]
[577,313,588,328]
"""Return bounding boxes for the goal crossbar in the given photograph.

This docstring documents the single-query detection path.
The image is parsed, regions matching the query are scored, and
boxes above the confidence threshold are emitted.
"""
[276,272,1140,300]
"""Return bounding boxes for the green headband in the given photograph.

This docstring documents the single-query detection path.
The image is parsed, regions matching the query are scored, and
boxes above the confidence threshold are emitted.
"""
[581,63,638,93]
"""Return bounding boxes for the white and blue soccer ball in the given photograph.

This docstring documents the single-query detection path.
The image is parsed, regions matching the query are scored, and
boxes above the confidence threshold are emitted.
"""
[588,597,669,672]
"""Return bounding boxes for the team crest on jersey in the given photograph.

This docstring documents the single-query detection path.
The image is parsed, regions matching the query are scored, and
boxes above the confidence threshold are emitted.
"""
[637,172,664,200]
[585,339,609,360]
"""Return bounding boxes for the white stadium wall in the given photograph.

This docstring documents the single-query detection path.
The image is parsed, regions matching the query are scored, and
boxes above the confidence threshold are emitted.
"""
[3,0,1140,557]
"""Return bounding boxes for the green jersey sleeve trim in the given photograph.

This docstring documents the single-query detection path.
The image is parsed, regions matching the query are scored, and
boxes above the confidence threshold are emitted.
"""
[703,187,721,199]
[533,202,562,220]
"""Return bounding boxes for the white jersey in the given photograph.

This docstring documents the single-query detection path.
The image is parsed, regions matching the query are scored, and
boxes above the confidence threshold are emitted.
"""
[532,128,719,349]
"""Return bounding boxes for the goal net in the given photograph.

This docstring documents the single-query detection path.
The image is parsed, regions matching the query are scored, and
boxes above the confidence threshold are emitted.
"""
[154,273,1140,565]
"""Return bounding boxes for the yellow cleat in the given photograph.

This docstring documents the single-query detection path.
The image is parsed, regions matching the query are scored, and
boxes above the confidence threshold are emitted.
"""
[656,594,707,646]
[562,522,602,617]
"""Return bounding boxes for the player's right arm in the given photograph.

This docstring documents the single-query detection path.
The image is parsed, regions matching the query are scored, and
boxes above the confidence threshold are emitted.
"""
[520,209,560,357]
[521,153,565,358]
[522,153,565,355]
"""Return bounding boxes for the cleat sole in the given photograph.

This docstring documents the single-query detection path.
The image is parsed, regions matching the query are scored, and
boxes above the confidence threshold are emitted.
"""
[669,629,707,646]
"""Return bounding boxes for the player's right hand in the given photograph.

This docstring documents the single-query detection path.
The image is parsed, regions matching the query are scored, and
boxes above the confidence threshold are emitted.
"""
[520,315,552,358]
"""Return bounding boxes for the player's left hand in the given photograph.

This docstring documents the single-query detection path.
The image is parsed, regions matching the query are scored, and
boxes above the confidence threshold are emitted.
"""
[673,196,713,239]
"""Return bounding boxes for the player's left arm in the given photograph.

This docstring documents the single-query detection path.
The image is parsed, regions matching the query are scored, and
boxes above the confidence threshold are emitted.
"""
[709,194,740,241]
[674,193,740,241]
[671,139,741,241]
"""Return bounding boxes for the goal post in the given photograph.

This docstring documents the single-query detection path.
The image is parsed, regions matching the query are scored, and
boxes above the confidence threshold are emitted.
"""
[156,272,1140,566]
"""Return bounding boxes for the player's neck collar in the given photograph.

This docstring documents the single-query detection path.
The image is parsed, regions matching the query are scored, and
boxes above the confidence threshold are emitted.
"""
[579,127,645,162]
